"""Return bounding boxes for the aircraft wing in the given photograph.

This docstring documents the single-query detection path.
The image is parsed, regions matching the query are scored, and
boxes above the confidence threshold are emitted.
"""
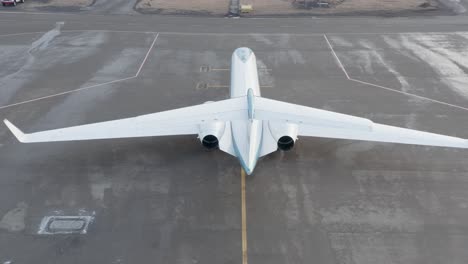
[4,97,248,143]
[255,97,468,149]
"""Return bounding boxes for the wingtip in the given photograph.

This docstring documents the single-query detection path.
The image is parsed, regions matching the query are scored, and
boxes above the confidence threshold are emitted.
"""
[3,119,27,143]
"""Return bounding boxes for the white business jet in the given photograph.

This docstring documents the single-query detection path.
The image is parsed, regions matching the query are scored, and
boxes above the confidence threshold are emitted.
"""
[4,47,468,174]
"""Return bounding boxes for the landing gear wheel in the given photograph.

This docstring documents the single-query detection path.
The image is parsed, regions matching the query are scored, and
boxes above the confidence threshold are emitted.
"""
[19,0,24,3]
[13,1,16,6]
[2,3,5,6]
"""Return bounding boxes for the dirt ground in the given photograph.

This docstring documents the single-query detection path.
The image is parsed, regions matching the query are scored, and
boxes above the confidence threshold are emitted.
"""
[243,0,437,14]
[136,0,230,15]
[333,0,436,12]
[136,0,439,15]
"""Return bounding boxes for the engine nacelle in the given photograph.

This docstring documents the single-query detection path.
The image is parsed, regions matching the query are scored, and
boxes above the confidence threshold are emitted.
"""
[198,121,225,149]
[198,103,225,149]
[268,122,299,151]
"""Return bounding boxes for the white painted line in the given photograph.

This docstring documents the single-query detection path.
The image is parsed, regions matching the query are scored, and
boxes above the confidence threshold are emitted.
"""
[0,32,160,110]
[349,78,468,112]
[0,77,134,110]
[0,11,65,15]
[323,34,468,112]
[155,31,468,38]
[0,18,69,24]
[62,29,159,35]
[135,33,159,77]
[0,32,46,37]
[2,29,467,38]
[323,34,350,79]
[139,31,468,37]
[0,30,158,38]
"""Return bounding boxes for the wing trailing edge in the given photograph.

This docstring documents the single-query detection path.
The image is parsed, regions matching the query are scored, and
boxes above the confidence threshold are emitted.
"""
[254,97,468,149]
[3,97,248,143]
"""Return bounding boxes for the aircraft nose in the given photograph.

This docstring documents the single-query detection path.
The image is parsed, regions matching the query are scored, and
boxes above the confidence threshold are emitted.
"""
[234,47,253,63]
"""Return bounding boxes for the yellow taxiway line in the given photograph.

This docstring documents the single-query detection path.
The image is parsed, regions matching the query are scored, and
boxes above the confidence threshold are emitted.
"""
[241,168,248,264]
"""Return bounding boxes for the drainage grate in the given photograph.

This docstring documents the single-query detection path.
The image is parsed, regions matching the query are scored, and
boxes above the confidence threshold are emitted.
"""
[196,82,208,90]
[38,216,93,235]
[200,65,211,72]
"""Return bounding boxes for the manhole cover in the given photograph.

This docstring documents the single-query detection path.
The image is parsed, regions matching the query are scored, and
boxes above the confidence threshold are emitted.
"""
[38,216,93,235]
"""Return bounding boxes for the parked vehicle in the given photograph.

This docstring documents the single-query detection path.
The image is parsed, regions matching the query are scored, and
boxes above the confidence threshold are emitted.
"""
[2,0,24,6]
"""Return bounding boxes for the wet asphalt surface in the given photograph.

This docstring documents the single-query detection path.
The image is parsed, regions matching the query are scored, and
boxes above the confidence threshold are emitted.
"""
[1,13,468,264]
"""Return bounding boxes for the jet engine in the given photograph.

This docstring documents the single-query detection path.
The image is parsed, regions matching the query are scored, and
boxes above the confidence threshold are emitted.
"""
[198,101,226,149]
[268,122,299,151]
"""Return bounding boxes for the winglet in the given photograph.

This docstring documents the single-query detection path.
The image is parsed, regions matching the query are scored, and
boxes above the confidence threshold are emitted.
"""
[3,119,27,143]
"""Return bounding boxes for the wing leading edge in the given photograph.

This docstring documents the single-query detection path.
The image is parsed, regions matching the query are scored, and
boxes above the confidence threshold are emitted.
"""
[255,97,468,149]
[5,94,468,151]
[4,97,248,143]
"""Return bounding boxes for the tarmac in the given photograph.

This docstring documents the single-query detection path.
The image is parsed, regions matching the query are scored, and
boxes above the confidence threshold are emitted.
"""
[1,12,468,264]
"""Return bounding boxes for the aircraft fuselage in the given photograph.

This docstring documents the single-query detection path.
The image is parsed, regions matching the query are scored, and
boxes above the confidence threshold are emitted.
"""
[230,47,263,174]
